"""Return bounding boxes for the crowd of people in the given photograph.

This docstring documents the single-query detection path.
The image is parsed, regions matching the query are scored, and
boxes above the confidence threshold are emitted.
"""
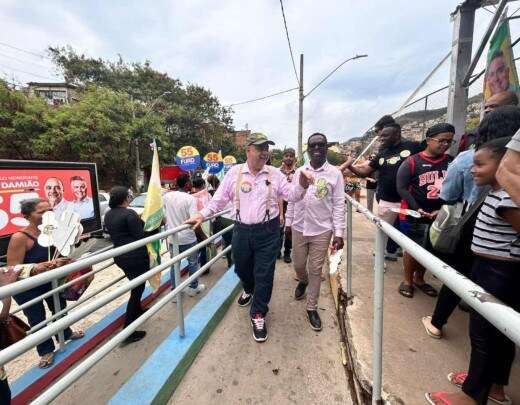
[0,94,519,404]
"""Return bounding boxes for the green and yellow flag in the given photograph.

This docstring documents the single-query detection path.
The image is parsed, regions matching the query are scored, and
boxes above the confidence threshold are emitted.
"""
[142,140,164,291]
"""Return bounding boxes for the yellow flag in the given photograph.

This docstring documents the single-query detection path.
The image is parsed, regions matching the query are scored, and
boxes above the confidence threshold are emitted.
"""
[142,141,164,291]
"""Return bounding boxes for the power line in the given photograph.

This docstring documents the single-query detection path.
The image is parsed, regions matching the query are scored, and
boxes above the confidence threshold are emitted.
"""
[279,0,300,86]
[228,87,298,107]
[0,51,54,71]
[0,41,50,60]
[0,64,57,81]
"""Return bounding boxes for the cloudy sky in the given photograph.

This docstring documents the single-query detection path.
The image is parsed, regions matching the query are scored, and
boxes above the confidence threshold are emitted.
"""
[0,0,514,148]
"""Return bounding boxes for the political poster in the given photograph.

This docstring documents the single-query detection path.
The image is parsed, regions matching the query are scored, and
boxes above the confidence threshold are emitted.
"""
[223,155,237,170]
[202,151,224,174]
[175,145,201,171]
[0,160,101,255]
[484,19,519,102]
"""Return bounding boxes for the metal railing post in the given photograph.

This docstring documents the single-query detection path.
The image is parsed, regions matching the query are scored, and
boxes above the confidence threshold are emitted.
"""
[372,227,385,404]
[346,200,353,297]
[51,279,65,350]
[170,233,185,337]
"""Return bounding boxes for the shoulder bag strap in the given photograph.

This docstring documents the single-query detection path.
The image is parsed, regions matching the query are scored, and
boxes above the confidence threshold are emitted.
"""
[234,165,244,220]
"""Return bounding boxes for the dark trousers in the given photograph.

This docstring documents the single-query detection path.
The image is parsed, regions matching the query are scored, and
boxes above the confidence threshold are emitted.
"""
[462,257,520,404]
[215,217,234,267]
[279,226,292,256]
[116,255,148,328]
[386,218,401,254]
[232,218,279,317]
[0,377,11,405]
[14,283,73,356]
[430,219,475,330]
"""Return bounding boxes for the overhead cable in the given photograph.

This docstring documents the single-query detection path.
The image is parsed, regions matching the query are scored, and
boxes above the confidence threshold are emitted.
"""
[279,0,300,86]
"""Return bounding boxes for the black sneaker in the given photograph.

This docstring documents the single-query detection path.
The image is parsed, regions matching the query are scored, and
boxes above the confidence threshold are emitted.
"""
[283,253,292,263]
[294,282,307,300]
[121,330,146,345]
[251,313,268,342]
[307,310,322,331]
[237,291,252,307]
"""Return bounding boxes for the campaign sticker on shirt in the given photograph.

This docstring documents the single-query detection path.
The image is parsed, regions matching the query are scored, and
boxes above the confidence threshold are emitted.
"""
[400,150,411,158]
[379,157,385,166]
[175,145,201,171]
[240,181,252,193]
[314,178,329,199]
[387,156,401,165]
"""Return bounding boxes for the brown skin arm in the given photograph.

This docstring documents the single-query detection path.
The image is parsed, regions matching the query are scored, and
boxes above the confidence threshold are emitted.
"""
[501,208,520,234]
[497,149,520,206]
[7,233,52,274]
[0,270,18,319]
[341,156,375,178]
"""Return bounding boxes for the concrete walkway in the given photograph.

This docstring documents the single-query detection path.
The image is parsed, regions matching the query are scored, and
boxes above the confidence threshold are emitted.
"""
[344,203,520,404]
[170,261,353,405]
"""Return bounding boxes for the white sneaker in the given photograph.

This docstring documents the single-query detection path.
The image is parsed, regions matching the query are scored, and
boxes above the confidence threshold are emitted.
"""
[185,284,206,297]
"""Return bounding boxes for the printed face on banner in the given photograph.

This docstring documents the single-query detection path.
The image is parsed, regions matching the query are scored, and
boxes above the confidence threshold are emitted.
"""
[203,152,224,174]
[175,146,201,171]
[0,169,95,237]
[484,20,519,101]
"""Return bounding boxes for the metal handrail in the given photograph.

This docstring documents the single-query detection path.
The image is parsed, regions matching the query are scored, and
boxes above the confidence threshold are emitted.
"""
[344,195,520,404]
[10,259,114,315]
[0,224,232,366]
[28,274,127,334]
[0,211,225,299]
[32,244,232,405]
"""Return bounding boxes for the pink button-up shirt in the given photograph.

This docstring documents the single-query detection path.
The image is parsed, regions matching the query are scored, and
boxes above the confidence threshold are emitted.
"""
[286,161,345,237]
[200,163,306,225]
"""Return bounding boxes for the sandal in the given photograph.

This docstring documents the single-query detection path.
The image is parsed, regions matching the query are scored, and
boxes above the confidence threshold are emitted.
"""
[421,316,442,339]
[447,372,512,405]
[414,282,438,297]
[398,282,414,298]
[69,330,85,340]
[425,391,453,405]
[38,352,55,369]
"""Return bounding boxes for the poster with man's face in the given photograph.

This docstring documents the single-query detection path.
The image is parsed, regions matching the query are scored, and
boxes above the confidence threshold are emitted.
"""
[484,20,519,101]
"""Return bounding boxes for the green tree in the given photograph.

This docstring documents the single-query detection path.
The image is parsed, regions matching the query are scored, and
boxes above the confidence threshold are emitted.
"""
[48,46,240,164]
[0,81,49,160]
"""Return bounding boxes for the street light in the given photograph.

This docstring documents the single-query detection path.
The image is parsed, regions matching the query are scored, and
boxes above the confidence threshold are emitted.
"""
[296,54,368,159]
[134,91,172,191]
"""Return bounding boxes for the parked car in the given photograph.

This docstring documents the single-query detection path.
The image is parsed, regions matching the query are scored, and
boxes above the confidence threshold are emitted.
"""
[128,190,169,217]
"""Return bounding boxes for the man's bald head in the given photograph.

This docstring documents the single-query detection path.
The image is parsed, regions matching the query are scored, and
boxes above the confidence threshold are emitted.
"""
[484,90,519,115]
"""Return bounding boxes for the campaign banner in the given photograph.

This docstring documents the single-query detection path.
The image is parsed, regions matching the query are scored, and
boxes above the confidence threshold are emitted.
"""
[484,19,519,101]
[203,151,224,174]
[0,168,95,238]
[175,145,201,171]
[223,155,237,168]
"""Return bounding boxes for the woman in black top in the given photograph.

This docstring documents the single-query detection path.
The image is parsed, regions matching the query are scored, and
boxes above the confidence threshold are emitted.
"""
[104,187,149,344]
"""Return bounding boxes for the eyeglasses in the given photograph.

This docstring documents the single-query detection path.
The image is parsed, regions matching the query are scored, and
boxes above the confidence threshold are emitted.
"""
[428,138,453,146]
[308,142,327,149]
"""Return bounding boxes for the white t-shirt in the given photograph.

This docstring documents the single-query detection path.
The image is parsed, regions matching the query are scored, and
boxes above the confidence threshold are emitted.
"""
[163,191,197,246]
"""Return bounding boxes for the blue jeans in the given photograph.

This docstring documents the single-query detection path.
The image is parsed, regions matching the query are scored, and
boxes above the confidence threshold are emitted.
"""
[170,242,199,289]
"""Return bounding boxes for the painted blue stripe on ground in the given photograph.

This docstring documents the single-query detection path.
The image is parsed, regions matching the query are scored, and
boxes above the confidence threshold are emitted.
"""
[109,267,239,405]
[11,259,188,396]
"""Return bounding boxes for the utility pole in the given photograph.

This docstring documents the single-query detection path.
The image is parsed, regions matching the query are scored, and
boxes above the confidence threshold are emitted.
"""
[446,2,477,155]
[297,54,304,160]
[297,54,367,160]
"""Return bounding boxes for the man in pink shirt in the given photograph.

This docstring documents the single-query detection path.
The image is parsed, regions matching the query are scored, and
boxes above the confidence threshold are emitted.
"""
[286,132,345,331]
[186,132,311,342]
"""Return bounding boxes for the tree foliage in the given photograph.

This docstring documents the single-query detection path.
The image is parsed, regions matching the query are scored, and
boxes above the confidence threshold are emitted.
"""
[0,47,244,188]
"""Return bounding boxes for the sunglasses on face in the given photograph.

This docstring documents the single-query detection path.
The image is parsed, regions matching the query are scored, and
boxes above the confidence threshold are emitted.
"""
[308,142,327,149]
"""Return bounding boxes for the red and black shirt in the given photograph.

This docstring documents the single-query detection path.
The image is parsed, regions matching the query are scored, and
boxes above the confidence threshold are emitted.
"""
[396,152,452,221]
